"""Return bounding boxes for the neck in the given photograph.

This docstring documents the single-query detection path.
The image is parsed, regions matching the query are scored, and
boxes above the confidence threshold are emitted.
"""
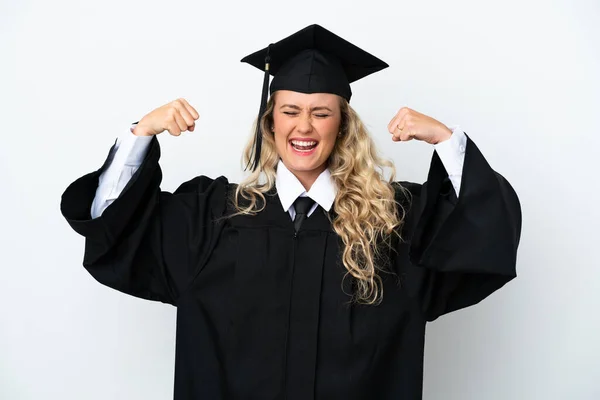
[293,165,327,191]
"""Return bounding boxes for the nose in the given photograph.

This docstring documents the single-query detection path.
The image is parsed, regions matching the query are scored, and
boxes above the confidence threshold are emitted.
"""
[296,113,313,134]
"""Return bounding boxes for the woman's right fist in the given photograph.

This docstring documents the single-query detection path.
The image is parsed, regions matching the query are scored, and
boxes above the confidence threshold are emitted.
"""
[132,98,199,137]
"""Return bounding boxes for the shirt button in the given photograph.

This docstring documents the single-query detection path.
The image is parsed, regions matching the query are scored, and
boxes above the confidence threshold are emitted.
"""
[459,145,465,153]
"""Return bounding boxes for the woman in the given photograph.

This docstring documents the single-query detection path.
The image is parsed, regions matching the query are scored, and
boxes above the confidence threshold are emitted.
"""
[61,25,521,400]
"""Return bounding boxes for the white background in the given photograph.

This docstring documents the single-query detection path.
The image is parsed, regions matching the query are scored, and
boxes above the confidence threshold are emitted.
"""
[1,0,599,399]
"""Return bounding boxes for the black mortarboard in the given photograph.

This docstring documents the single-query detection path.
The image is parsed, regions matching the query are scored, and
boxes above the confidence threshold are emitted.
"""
[241,24,388,171]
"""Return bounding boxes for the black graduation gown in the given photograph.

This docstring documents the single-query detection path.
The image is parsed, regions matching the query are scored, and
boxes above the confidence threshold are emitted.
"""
[60,134,521,400]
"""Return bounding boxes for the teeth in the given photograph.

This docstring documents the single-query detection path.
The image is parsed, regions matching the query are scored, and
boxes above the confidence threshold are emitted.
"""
[291,140,317,146]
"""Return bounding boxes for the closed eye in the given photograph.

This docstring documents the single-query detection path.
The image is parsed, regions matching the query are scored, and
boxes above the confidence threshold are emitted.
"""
[283,111,299,116]
[314,114,330,118]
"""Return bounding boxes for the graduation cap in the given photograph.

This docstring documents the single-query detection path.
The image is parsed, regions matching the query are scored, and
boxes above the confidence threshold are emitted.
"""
[241,24,389,171]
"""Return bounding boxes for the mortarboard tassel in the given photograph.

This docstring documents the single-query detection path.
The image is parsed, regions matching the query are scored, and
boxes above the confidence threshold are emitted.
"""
[247,44,272,172]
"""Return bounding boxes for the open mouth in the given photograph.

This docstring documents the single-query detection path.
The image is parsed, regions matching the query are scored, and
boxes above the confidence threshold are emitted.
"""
[290,139,318,153]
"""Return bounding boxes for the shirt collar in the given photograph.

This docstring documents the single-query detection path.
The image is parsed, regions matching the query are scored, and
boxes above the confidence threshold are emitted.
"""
[275,159,337,213]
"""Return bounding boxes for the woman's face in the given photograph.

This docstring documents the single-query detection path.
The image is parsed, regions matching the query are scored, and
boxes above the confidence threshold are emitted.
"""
[271,90,342,181]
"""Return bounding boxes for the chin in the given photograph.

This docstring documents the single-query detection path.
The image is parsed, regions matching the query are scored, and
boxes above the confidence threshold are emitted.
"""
[287,158,325,173]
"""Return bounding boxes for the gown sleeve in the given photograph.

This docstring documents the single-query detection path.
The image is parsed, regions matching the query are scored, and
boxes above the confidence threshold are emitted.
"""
[395,133,522,321]
[60,136,229,306]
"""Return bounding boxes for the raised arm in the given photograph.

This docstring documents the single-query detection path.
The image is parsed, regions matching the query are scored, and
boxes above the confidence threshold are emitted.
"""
[388,107,521,321]
[60,99,228,306]
[93,98,199,217]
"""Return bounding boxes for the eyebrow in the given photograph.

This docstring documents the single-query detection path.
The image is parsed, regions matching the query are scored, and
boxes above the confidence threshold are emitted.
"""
[279,104,333,112]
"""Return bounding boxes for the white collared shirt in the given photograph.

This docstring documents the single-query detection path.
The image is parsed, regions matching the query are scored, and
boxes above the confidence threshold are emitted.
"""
[91,126,467,219]
[275,159,336,219]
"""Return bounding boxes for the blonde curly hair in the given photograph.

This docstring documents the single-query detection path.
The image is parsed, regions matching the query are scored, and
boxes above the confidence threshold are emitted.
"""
[231,94,405,304]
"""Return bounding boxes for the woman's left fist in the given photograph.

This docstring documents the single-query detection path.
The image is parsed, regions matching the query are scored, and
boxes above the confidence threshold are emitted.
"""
[387,107,452,145]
